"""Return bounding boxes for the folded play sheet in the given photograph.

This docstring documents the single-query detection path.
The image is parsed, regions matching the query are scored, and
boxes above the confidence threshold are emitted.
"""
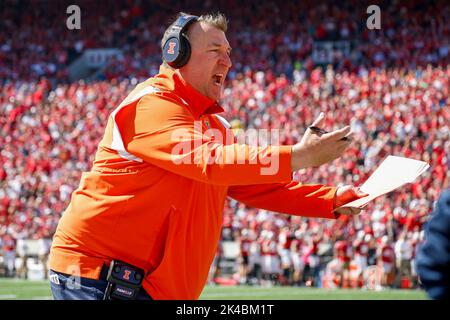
[338,155,430,209]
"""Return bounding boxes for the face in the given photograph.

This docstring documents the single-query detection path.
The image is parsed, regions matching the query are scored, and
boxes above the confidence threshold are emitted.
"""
[179,21,232,101]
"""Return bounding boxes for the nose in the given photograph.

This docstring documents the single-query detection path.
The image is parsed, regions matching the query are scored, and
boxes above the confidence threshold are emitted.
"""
[220,52,232,68]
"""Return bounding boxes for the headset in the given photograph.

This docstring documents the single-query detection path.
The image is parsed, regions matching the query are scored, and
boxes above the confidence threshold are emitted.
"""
[162,14,199,69]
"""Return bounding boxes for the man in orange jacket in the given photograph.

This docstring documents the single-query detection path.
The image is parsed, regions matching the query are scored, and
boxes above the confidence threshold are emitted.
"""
[48,12,367,300]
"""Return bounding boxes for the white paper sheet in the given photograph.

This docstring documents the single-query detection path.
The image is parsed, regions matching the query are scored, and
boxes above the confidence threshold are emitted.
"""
[338,155,430,209]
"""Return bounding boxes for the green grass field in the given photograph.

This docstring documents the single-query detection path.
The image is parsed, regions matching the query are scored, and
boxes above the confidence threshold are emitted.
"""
[0,279,428,300]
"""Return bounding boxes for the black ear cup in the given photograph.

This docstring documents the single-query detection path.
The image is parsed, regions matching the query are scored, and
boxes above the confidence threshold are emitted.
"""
[162,37,181,67]
[162,14,198,69]
[175,34,192,68]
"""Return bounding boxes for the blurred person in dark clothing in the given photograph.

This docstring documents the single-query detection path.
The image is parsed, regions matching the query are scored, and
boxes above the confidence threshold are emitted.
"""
[416,190,450,300]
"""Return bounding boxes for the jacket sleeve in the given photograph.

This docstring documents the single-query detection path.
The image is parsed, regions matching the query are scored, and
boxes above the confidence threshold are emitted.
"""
[227,182,338,219]
[118,95,293,186]
[416,190,450,300]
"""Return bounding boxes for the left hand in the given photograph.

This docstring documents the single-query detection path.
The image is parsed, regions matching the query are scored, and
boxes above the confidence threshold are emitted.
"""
[334,185,369,216]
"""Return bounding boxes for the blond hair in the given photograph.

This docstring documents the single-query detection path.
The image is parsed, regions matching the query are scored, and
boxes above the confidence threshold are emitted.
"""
[197,12,228,33]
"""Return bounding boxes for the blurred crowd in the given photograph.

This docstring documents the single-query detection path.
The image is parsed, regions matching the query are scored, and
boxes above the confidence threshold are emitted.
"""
[1,0,449,288]
[0,0,449,83]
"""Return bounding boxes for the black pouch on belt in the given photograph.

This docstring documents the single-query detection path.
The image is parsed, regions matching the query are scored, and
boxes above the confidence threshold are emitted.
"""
[103,260,145,300]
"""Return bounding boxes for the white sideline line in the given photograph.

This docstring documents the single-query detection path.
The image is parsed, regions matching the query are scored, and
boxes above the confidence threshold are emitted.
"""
[0,294,17,299]
[202,291,302,297]
[201,290,354,297]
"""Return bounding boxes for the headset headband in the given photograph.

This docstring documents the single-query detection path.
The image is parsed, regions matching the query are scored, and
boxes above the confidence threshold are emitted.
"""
[172,14,198,33]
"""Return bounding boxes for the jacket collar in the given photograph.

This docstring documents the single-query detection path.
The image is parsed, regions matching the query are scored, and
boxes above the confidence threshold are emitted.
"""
[150,65,224,119]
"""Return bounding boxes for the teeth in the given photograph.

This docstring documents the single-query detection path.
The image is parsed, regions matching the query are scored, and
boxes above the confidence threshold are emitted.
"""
[214,73,223,85]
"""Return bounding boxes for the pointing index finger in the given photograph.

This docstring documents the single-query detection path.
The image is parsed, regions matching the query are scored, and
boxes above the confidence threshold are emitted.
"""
[322,126,351,141]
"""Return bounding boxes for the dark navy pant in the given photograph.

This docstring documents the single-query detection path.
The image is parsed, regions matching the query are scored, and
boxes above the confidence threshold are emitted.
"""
[49,269,152,300]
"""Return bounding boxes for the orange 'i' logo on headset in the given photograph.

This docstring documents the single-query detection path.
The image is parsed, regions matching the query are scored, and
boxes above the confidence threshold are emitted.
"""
[167,42,176,54]
[123,270,131,280]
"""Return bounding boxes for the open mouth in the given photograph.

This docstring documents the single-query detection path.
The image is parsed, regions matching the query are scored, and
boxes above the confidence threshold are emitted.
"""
[213,73,224,86]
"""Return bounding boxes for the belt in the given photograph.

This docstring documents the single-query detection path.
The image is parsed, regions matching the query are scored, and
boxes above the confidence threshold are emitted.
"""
[99,263,110,280]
